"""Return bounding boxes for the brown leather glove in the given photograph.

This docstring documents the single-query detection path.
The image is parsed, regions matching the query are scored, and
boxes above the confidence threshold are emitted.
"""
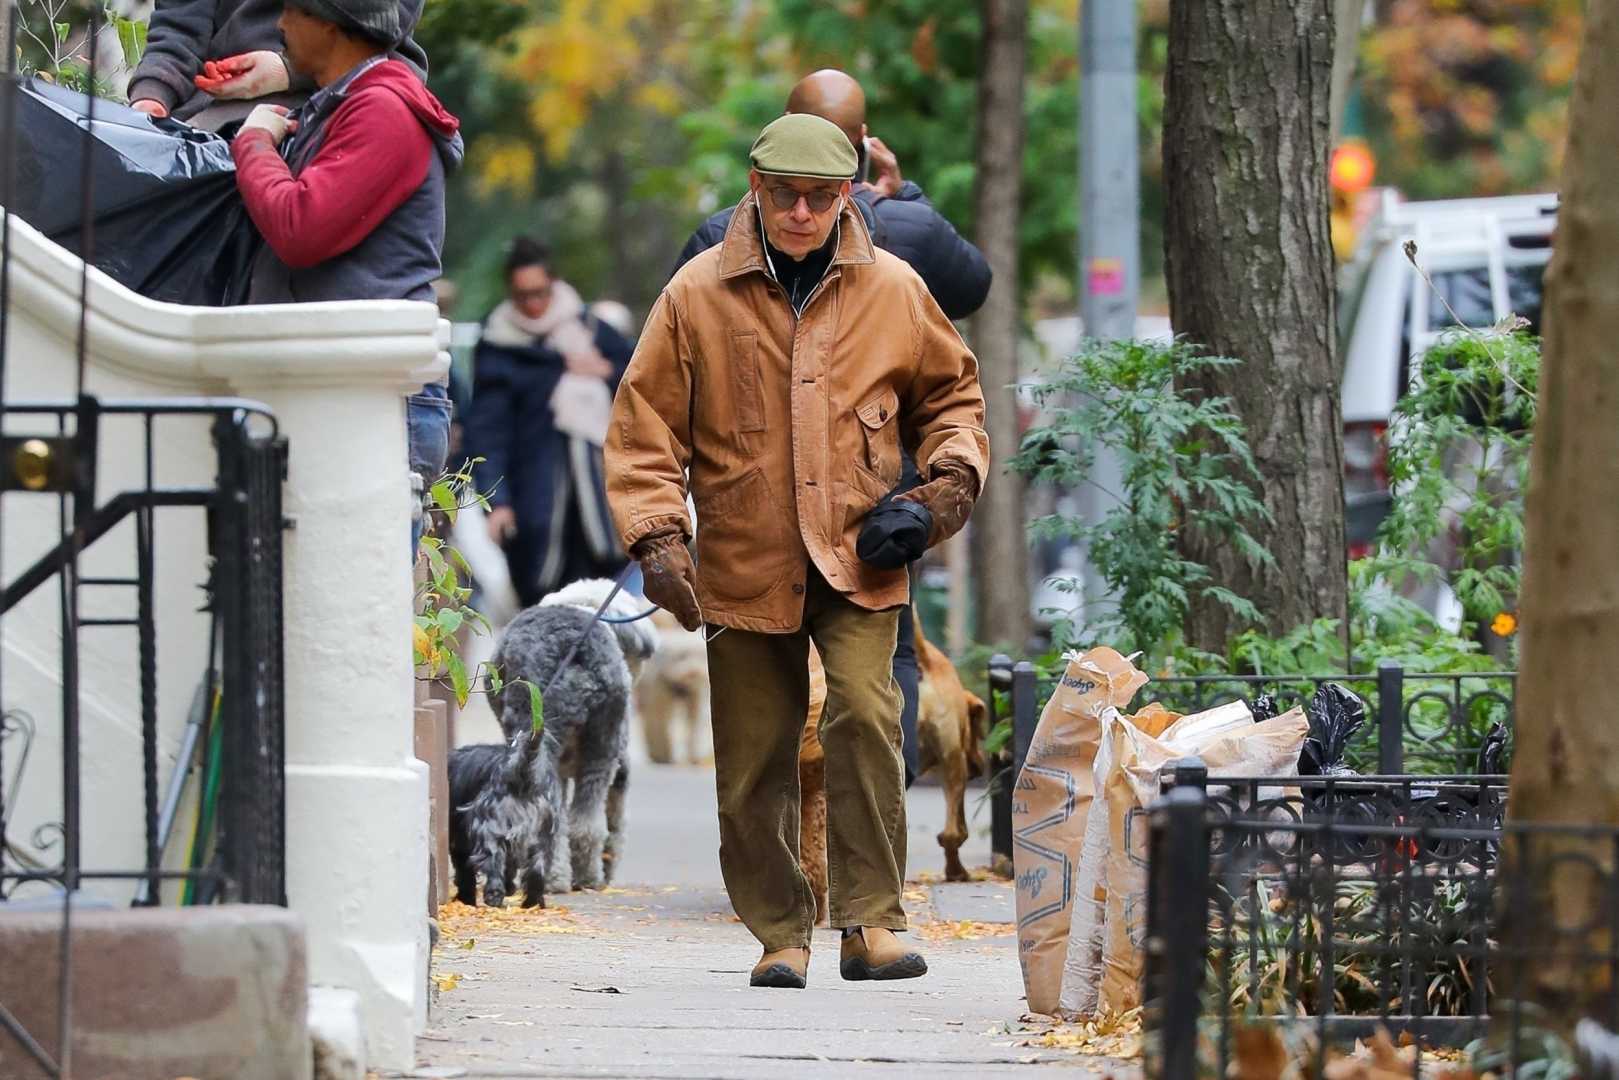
[633,531,702,632]
[896,460,978,546]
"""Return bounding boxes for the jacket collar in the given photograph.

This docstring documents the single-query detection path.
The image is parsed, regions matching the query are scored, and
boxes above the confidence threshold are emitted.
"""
[717,191,876,282]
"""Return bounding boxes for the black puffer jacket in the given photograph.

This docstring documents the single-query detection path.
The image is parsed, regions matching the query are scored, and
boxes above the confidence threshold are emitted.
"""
[673,181,992,320]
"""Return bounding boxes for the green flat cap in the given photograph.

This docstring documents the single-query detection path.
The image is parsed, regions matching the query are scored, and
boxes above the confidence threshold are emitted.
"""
[749,113,857,180]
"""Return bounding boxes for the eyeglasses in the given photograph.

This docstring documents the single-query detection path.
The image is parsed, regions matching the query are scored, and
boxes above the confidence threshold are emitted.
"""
[512,284,552,304]
[764,185,840,213]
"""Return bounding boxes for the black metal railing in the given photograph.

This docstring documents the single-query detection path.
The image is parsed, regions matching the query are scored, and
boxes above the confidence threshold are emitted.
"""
[991,658,1516,778]
[1141,782,1619,1079]
[0,399,288,1077]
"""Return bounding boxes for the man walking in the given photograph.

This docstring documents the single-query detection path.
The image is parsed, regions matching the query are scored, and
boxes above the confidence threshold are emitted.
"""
[227,0,463,544]
[674,68,993,789]
[605,114,987,989]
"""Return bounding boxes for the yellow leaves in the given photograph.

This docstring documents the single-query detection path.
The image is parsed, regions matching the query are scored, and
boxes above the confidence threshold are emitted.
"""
[632,80,682,118]
[436,972,461,992]
[470,135,538,198]
[413,623,435,668]
[1020,1009,1141,1060]
[916,919,1013,942]
[528,88,586,162]
[436,899,588,940]
[502,0,674,162]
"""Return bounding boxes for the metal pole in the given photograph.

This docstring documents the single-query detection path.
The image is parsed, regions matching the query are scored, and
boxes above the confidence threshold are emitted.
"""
[1377,660,1404,774]
[1011,662,1038,784]
[1145,786,1208,1080]
[1075,0,1140,617]
[988,655,1014,865]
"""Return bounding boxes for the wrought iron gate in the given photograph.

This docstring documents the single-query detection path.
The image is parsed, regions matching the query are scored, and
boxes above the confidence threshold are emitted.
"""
[0,9,289,1076]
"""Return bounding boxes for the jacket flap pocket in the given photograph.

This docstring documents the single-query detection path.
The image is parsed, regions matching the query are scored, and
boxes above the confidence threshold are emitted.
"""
[856,388,899,429]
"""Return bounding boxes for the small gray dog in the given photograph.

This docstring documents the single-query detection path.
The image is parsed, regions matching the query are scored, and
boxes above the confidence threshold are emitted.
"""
[448,579,656,905]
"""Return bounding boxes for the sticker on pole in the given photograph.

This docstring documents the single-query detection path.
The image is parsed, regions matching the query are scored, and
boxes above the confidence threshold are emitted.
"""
[1086,257,1125,296]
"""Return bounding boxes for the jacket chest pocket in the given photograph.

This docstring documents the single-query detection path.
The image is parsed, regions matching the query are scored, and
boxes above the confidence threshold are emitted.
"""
[856,388,902,486]
[729,330,767,433]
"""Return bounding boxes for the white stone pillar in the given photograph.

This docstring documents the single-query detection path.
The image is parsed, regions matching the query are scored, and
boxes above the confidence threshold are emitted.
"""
[229,311,446,1070]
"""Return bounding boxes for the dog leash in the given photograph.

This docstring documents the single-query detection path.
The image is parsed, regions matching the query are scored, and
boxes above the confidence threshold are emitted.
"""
[537,565,724,704]
[539,563,639,704]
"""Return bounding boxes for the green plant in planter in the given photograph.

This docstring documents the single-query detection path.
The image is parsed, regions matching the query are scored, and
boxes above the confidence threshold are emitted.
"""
[1013,338,1273,666]
[415,460,543,733]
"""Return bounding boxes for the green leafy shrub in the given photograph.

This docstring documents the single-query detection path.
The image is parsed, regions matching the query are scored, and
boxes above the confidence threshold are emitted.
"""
[1013,338,1273,665]
[414,460,542,732]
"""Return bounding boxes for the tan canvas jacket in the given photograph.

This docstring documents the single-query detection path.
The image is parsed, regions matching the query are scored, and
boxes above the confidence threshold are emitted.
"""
[605,193,989,633]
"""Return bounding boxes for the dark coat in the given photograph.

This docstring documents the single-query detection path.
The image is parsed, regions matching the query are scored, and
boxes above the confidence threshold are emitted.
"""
[465,310,633,594]
[674,181,992,320]
[128,0,429,121]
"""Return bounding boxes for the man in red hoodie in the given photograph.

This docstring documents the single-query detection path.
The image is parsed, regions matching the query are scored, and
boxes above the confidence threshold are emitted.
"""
[231,0,464,545]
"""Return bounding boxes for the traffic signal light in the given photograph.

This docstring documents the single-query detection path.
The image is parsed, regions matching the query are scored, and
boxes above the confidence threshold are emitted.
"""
[1330,140,1376,261]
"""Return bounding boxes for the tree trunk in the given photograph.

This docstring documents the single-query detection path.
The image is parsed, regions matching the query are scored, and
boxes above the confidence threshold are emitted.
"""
[968,0,1032,653]
[1504,0,1619,1023]
[1163,0,1347,650]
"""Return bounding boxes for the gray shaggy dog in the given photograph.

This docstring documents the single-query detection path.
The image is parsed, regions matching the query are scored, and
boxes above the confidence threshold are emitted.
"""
[448,579,655,905]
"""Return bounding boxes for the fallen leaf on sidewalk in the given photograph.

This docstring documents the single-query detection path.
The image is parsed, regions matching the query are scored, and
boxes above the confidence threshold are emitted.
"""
[435,973,461,992]
[571,985,623,994]
[916,919,1013,942]
[436,899,587,940]
[1019,1009,1142,1060]
[459,938,475,950]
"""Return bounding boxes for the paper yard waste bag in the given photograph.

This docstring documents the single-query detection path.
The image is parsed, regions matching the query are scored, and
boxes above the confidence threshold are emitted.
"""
[1059,700,1181,1016]
[1013,647,1148,1016]
[1095,705,1309,1013]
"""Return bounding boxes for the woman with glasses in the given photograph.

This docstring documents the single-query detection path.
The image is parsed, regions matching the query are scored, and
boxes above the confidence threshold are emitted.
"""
[465,236,635,607]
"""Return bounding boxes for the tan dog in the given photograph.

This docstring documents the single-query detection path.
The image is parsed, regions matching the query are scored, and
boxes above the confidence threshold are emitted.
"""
[798,614,988,924]
[636,608,712,765]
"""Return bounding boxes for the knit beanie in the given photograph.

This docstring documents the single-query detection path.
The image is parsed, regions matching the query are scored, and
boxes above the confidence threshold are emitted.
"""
[287,0,401,45]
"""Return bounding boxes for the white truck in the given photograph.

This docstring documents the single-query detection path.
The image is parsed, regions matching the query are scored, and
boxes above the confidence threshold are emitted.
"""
[1337,189,1556,557]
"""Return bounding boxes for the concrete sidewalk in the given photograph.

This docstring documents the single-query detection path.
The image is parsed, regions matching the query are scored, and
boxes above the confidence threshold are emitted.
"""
[401,764,1137,1078]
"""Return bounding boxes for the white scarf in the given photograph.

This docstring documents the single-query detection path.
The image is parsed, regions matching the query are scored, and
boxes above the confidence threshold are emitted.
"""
[484,282,613,445]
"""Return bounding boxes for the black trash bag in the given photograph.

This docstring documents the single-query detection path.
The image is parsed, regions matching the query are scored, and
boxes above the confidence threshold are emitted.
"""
[1298,683,1368,776]
[1248,691,1279,723]
[1476,721,1510,774]
[0,75,261,306]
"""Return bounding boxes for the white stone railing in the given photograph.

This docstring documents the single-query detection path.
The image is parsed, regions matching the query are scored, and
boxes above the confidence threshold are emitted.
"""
[0,213,441,1069]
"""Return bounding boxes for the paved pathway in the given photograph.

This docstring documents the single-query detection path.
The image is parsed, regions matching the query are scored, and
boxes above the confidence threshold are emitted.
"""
[398,762,1136,1078]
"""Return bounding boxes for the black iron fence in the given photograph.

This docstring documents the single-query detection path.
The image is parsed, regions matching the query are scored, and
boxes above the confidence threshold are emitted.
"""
[0,400,287,909]
[1142,779,1619,1079]
[0,401,288,1078]
[986,655,1515,778]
